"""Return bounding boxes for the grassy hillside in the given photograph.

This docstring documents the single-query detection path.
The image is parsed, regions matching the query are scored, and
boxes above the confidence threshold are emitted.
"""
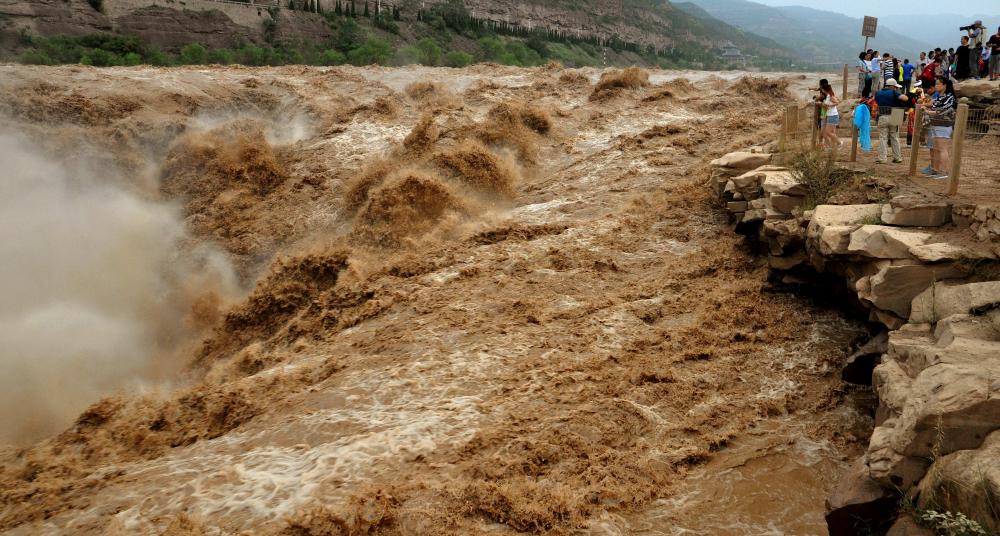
[5,0,810,70]
[680,0,932,64]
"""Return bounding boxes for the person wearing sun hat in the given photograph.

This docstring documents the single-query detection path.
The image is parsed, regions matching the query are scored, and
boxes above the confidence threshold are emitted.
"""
[873,78,909,163]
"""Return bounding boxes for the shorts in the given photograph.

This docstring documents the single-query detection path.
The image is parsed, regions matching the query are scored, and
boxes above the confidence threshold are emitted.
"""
[825,115,840,126]
[930,125,953,140]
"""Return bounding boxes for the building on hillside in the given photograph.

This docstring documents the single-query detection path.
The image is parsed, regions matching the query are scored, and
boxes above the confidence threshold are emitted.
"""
[719,41,751,66]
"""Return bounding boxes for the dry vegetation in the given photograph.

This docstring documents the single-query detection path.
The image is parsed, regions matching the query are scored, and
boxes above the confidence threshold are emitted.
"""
[590,67,651,101]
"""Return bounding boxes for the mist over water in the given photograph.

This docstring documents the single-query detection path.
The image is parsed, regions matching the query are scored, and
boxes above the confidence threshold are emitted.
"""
[0,131,237,445]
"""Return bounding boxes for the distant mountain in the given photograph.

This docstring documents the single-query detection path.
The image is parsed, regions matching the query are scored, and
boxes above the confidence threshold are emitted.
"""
[880,14,1000,52]
[679,0,934,65]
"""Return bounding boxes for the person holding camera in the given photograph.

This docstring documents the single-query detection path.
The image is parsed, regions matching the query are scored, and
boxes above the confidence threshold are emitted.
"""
[815,79,841,150]
[873,78,908,164]
[964,21,986,79]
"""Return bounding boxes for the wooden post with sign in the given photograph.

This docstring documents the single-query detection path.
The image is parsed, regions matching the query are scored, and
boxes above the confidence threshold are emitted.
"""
[862,16,878,52]
[947,104,970,196]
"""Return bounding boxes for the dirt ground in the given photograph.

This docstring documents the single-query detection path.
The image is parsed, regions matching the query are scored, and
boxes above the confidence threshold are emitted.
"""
[0,63,872,535]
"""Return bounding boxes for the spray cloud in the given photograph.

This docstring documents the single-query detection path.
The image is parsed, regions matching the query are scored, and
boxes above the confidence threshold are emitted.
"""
[0,131,238,445]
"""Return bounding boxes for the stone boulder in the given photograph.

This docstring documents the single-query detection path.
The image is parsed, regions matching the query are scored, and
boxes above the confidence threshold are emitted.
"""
[881,196,951,227]
[910,281,1000,324]
[842,331,888,385]
[710,151,773,175]
[767,194,806,214]
[909,242,997,263]
[761,171,806,196]
[769,251,806,270]
[848,226,931,259]
[867,421,932,489]
[886,516,935,536]
[873,356,912,425]
[825,458,899,536]
[914,429,1000,533]
[866,263,965,318]
[868,308,1000,491]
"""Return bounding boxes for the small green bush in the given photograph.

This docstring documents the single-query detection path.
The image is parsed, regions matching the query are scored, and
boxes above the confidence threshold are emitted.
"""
[443,49,472,67]
[320,49,346,65]
[17,49,53,65]
[415,37,441,66]
[347,37,392,65]
[122,52,143,66]
[81,48,123,66]
[787,149,853,210]
[179,43,208,64]
[207,48,235,64]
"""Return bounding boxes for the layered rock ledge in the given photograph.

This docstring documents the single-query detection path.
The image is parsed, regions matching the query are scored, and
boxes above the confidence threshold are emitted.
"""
[709,150,1000,534]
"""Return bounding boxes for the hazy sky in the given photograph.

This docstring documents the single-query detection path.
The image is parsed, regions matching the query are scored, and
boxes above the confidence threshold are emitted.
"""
[749,0,996,18]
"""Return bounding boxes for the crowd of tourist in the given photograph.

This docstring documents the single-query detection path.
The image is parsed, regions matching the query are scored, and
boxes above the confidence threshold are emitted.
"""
[810,21,999,181]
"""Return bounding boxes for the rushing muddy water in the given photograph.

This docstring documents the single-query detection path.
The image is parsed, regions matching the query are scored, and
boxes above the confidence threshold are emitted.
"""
[0,64,861,535]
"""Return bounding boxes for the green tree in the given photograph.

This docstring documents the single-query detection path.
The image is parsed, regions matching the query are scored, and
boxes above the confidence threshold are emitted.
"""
[443,50,472,67]
[416,37,441,66]
[81,48,123,66]
[179,43,208,64]
[17,49,54,65]
[320,49,346,65]
[347,37,391,65]
[122,52,143,65]
[335,17,362,51]
[207,48,235,64]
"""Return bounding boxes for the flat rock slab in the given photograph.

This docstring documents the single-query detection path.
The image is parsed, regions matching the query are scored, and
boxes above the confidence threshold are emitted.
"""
[910,281,1000,324]
[868,263,965,318]
[812,204,883,227]
[848,226,931,259]
[768,194,805,214]
[710,151,772,171]
[761,171,806,196]
[909,242,997,263]
[881,197,951,227]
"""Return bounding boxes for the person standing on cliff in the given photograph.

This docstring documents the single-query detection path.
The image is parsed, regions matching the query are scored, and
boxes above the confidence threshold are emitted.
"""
[873,78,908,164]
[988,27,1000,81]
[901,58,915,94]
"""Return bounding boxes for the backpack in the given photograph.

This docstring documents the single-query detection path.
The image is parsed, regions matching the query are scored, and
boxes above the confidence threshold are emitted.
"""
[861,96,878,120]
[920,62,935,82]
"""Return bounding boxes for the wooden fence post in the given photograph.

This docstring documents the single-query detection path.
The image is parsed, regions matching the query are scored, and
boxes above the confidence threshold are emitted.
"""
[850,126,859,162]
[779,113,788,152]
[783,104,797,150]
[947,104,970,196]
[842,63,849,99]
[811,102,821,149]
[909,107,923,177]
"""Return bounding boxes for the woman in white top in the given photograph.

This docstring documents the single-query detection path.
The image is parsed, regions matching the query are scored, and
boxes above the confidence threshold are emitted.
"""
[857,51,871,95]
[818,79,841,149]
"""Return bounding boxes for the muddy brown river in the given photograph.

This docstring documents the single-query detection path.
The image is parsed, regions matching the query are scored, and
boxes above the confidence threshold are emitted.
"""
[0,63,864,535]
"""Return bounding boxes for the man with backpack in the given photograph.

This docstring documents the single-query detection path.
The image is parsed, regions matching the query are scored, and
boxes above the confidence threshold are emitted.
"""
[873,78,909,164]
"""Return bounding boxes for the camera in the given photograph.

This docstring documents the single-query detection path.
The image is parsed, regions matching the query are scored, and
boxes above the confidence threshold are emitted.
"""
[960,24,977,31]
